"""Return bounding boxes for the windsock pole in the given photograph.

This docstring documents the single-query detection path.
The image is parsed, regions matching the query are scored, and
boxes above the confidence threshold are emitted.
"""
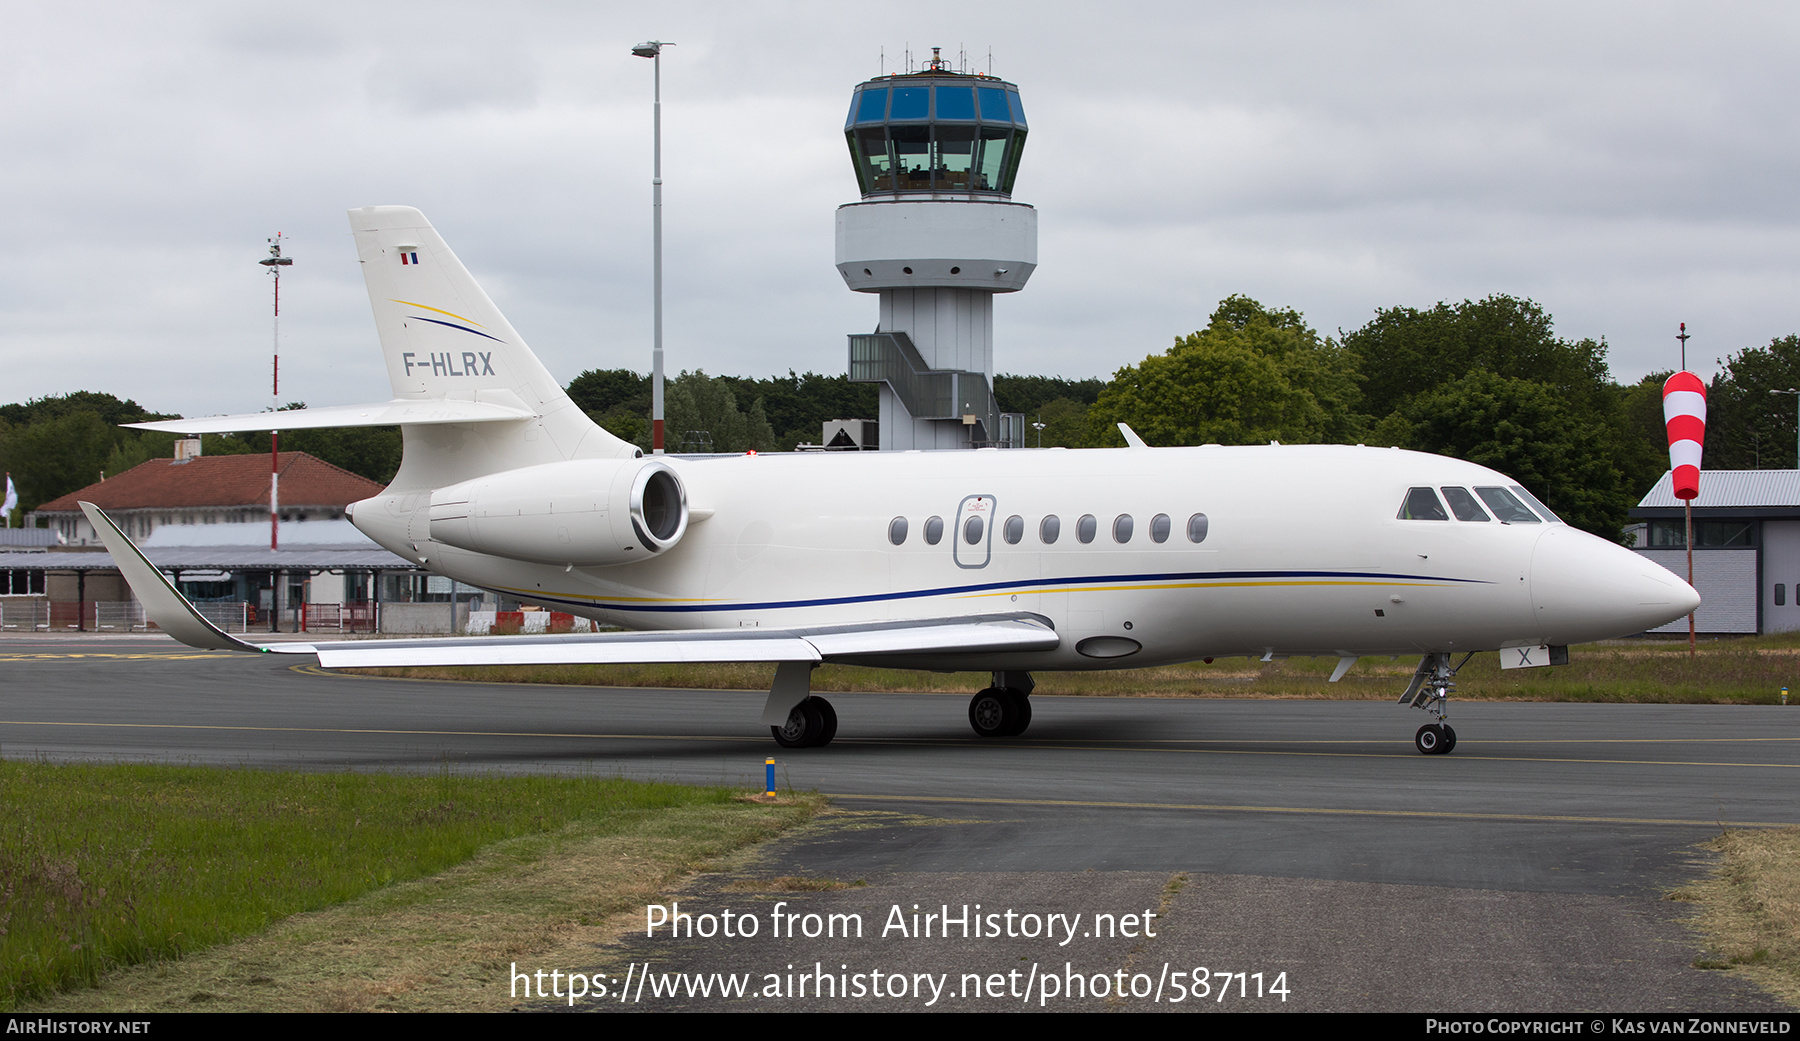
[1663,349,1705,658]
[1686,498,1693,655]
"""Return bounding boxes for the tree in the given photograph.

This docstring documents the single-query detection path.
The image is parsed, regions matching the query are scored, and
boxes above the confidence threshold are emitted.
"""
[717,371,876,451]
[1397,371,1628,539]
[1340,294,1664,529]
[0,410,116,512]
[994,374,1106,414]
[1704,335,1800,470]
[1343,295,1612,424]
[1087,295,1361,447]
[566,368,652,445]
[660,371,776,453]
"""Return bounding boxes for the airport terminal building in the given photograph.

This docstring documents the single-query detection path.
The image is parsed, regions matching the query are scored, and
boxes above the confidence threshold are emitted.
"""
[1629,469,1800,634]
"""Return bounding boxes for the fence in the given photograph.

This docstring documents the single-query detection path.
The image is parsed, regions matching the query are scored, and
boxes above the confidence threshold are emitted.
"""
[301,603,378,633]
[94,601,146,631]
[0,598,48,630]
[193,601,249,633]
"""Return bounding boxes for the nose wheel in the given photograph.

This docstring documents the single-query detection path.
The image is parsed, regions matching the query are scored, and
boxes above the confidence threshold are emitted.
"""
[1414,723,1456,755]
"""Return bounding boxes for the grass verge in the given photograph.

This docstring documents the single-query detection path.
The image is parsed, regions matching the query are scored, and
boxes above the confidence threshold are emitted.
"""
[2,760,820,1012]
[347,632,1800,704]
[1677,827,1800,1006]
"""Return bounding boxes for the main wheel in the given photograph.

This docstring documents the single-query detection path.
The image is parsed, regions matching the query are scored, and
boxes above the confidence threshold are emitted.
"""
[772,700,825,748]
[1415,723,1447,755]
[1002,689,1032,736]
[969,688,1013,738]
[812,697,838,747]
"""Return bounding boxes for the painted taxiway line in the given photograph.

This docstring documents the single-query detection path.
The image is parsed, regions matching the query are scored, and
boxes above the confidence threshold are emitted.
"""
[824,791,1800,829]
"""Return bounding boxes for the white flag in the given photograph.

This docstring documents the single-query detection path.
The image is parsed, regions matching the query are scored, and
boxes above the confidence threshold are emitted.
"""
[1,474,16,519]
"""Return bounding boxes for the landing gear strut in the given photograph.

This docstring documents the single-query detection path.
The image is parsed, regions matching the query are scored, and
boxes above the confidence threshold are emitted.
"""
[969,671,1033,738]
[1400,652,1471,755]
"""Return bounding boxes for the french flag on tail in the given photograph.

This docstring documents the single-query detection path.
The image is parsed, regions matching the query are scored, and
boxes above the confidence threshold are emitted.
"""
[1662,371,1706,500]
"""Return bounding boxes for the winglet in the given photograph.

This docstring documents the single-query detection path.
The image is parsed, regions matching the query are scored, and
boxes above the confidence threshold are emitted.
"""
[1117,423,1150,449]
[78,502,268,653]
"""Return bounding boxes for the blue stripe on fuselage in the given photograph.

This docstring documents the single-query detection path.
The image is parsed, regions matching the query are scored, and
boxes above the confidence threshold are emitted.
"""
[499,569,1491,615]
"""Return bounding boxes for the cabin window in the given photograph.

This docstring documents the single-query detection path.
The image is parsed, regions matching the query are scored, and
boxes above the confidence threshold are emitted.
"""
[1004,515,1024,544]
[1187,513,1209,543]
[964,515,985,545]
[924,516,944,545]
[1778,583,1788,607]
[1113,514,1134,543]
[1440,487,1491,522]
[1040,515,1061,544]
[1473,487,1540,523]
[888,517,908,545]
[1398,487,1449,521]
[1077,514,1098,544]
[1150,513,1171,543]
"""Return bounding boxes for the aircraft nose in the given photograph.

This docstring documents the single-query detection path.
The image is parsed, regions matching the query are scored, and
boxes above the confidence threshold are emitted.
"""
[1529,524,1700,643]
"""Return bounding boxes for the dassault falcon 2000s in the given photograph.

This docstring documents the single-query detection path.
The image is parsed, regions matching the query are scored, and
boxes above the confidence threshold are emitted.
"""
[88,206,1701,755]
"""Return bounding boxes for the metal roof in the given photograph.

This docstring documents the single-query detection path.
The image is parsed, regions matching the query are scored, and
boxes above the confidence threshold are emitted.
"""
[0,546,418,572]
[1637,470,1800,509]
[0,529,60,549]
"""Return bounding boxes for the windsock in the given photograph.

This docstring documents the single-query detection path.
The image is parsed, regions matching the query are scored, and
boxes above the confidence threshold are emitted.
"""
[1662,371,1707,500]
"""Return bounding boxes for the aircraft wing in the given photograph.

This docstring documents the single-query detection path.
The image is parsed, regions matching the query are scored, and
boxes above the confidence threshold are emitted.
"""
[78,502,1059,667]
[308,615,1057,668]
[124,397,537,435]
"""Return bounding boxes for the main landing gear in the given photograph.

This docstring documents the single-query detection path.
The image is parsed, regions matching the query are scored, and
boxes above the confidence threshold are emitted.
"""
[772,697,837,749]
[968,671,1034,738]
[1401,652,1472,755]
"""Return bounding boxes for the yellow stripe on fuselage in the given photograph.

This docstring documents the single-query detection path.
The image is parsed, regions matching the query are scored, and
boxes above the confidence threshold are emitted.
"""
[957,578,1455,599]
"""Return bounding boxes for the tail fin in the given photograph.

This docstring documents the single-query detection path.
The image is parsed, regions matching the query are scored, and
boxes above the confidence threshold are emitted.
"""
[347,206,636,487]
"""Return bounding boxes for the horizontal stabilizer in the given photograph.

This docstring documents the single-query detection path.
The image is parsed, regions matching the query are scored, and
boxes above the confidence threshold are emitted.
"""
[126,397,538,435]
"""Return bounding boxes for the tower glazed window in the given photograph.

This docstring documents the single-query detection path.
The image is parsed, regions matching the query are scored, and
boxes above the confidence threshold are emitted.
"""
[844,76,1027,196]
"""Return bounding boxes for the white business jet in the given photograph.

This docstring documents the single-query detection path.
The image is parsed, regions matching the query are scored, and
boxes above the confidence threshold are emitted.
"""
[89,207,1701,755]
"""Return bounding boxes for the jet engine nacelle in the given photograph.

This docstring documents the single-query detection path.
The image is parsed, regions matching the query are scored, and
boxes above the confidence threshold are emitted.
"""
[426,458,688,567]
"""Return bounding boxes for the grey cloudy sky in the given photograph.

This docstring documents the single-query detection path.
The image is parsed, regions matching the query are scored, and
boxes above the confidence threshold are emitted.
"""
[3,1,1796,418]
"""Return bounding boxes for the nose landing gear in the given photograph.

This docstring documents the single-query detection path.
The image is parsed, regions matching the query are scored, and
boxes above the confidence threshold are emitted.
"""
[1402,652,1472,755]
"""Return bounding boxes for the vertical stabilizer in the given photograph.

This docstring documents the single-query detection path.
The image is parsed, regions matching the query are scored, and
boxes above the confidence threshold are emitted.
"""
[347,206,635,489]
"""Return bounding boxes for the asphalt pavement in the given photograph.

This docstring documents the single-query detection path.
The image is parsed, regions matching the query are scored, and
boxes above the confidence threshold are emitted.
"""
[3,633,1792,1012]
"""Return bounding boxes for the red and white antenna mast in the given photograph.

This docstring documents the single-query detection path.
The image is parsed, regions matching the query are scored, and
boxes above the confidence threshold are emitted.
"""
[259,233,292,551]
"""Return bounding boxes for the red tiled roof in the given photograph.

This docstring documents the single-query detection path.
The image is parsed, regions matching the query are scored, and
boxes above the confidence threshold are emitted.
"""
[35,452,385,513]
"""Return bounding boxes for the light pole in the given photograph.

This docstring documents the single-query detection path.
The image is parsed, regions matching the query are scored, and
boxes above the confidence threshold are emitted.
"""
[258,234,291,551]
[1771,389,1800,470]
[633,40,674,454]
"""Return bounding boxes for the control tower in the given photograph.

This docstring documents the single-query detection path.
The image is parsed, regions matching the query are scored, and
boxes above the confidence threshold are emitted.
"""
[837,51,1035,450]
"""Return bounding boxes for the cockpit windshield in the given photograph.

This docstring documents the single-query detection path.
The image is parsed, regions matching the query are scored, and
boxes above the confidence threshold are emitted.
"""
[1440,486,1490,522]
[1398,484,1563,524]
[1474,487,1540,523]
